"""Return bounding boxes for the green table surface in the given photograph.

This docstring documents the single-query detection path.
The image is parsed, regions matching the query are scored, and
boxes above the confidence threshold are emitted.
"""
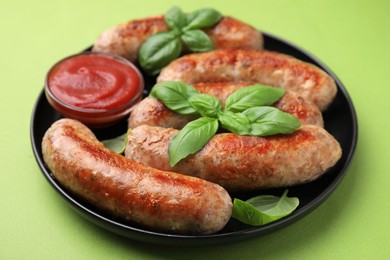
[1,0,389,259]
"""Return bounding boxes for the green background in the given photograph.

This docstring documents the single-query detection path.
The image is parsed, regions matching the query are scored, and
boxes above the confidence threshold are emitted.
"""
[1,0,389,258]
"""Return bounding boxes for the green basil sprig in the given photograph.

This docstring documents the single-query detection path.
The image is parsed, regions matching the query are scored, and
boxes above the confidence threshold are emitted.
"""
[139,7,222,75]
[151,82,301,166]
[220,106,301,136]
[232,190,299,226]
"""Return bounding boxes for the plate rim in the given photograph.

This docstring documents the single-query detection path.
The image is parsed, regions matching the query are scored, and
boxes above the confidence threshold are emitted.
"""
[30,31,358,246]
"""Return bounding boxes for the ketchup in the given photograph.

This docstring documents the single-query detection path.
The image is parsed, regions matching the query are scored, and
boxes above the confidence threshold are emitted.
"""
[45,52,144,127]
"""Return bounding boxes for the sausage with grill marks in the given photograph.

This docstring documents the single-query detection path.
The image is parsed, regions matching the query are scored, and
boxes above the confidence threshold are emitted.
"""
[125,124,342,191]
[157,50,337,111]
[92,16,263,63]
[42,118,232,234]
[128,81,323,129]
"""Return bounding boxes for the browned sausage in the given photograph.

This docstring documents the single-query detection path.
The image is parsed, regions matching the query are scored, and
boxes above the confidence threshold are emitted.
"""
[128,81,323,129]
[125,124,342,191]
[42,118,232,234]
[92,16,263,63]
[157,50,337,111]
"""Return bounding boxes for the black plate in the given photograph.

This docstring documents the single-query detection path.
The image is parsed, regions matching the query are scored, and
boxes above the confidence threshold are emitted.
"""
[30,32,358,246]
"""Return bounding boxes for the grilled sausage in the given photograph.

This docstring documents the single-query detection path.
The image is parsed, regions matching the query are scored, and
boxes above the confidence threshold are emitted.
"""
[92,16,263,63]
[125,124,342,191]
[42,118,232,234]
[128,81,323,129]
[157,50,337,111]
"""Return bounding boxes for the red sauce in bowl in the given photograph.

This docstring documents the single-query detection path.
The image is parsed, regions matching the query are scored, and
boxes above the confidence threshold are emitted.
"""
[45,52,144,127]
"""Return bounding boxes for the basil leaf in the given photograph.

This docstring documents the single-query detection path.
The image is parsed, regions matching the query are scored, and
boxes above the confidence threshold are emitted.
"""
[184,8,222,31]
[218,111,251,135]
[246,190,299,224]
[165,6,187,31]
[242,106,301,136]
[225,85,285,112]
[169,117,219,166]
[181,30,214,52]
[220,106,300,136]
[231,198,264,226]
[188,93,222,118]
[232,190,299,226]
[150,81,199,115]
[102,132,128,154]
[139,31,182,75]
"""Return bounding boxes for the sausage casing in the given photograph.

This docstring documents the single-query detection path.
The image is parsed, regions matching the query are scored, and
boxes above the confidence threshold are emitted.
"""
[92,16,263,63]
[128,81,323,129]
[42,119,232,234]
[157,50,337,111]
[125,124,342,191]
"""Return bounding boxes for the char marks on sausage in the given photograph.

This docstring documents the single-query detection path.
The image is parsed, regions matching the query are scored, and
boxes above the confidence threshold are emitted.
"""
[128,81,323,129]
[157,50,337,111]
[42,119,232,234]
[125,124,342,191]
[93,16,263,63]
